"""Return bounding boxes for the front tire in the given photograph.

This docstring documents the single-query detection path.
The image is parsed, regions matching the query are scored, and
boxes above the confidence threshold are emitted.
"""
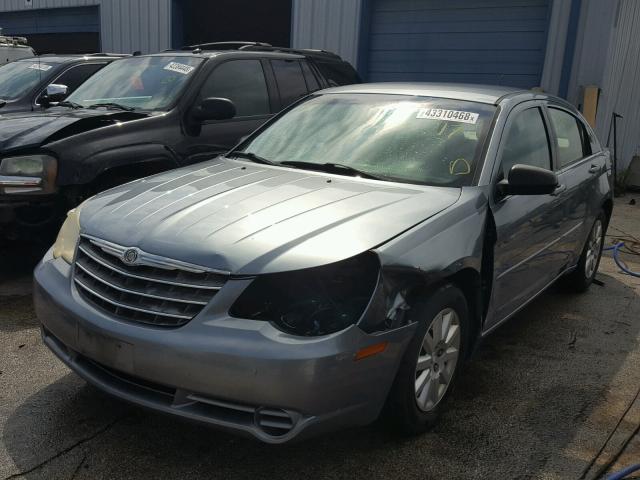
[561,211,606,293]
[384,284,469,434]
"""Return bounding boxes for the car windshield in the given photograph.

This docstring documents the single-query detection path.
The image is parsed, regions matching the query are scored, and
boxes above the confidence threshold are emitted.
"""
[66,56,203,111]
[0,60,57,101]
[240,94,496,187]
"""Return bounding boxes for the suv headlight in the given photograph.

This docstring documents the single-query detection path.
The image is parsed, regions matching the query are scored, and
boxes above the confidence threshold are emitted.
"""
[230,252,380,336]
[52,207,81,264]
[0,154,57,194]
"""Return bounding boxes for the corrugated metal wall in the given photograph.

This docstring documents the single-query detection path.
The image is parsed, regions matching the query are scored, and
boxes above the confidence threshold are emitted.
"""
[0,0,172,53]
[590,0,640,173]
[291,0,363,67]
[100,0,171,53]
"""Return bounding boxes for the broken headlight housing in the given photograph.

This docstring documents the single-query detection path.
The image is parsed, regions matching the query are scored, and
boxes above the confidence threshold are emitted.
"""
[0,154,57,194]
[230,253,380,336]
[52,207,81,264]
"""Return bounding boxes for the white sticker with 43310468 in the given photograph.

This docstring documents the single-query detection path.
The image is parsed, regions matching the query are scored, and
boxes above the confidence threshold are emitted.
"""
[417,108,479,124]
[164,62,195,75]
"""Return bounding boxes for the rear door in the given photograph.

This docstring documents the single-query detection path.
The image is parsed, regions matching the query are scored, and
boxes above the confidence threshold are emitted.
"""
[487,102,567,328]
[545,104,606,265]
[269,59,310,110]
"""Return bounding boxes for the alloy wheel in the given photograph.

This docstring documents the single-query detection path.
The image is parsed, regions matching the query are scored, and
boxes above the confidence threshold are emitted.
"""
[414,307,461,412]
[585,219,603,279]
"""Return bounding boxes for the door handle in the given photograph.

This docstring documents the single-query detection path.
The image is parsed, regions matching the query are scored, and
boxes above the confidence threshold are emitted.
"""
[589,164,601,174]
[551,184,566,196]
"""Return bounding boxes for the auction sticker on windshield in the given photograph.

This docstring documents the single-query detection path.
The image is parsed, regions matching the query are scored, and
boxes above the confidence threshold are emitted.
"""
[164,62,195,75]
[417,108,479,124]
[28,64,53,72]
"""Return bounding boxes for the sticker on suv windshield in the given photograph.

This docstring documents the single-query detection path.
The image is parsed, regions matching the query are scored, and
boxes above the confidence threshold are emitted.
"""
[164,62,195,75]
[28,63,53,72]
[417,108,479,124]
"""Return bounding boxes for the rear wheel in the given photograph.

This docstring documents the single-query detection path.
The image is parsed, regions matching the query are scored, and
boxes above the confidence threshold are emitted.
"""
[384,284,468,434]
[561,211,606,293]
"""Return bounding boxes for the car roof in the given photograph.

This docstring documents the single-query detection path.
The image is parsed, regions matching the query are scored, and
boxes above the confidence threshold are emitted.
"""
[320,82,530,105]
[17,54,127,64]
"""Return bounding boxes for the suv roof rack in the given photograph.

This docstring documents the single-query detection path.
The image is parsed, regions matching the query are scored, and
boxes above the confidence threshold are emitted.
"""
[182,41,273,51]
[178,41,342,59]
[239,45,341,59]
[84,53,130,57]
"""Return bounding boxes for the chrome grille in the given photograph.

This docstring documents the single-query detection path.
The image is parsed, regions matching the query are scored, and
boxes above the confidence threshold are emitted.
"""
[73,236,228,327]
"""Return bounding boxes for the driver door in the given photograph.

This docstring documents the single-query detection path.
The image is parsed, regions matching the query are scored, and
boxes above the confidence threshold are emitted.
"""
[486,103,567,329]
[184,59,275,163]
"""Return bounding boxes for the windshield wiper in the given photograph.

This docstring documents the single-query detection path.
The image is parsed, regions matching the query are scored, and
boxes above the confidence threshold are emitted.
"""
[280,161,385,181]
[228,151,277,165]
[87,102,135,111]
[57,100,84,109]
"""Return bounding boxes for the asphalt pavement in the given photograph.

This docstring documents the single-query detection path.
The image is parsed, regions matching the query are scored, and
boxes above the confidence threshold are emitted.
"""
[1,199,639,480]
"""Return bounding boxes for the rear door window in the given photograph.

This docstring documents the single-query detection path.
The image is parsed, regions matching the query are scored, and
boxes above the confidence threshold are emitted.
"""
[270,59,308,108]
[200,59,270,117]
[300,61,320,92]
[548,108,590,168]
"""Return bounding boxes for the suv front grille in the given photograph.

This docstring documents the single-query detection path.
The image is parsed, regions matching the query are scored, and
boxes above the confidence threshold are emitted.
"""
[73,236,228,327]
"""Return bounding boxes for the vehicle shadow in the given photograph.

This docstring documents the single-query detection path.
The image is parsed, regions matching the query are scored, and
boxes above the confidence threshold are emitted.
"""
[2,272,639,479]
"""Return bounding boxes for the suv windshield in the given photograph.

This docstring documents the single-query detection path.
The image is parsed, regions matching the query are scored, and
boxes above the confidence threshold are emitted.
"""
[240,94,496,187]
[66,56,203,111]
[0,60,57,101]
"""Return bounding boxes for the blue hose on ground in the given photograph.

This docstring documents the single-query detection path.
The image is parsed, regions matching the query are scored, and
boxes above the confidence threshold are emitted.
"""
[603,242,640,278]
[607,464,640,480]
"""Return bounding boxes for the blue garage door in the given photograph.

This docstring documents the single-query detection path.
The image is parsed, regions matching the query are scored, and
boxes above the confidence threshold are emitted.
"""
[366,0,551,88]
[0,6,100,35]
[0,7,100,54]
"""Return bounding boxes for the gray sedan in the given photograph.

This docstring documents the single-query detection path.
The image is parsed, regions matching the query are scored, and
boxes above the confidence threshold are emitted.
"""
[34,83,612,443]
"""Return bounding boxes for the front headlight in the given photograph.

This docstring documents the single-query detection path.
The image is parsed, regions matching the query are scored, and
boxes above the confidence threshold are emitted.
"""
[230,252,380,336]
[0,154,57,194]
[52,208,81,264]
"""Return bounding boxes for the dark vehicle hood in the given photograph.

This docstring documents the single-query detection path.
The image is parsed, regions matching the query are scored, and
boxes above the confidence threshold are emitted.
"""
[0,108,149,152]
[80,158,462,275]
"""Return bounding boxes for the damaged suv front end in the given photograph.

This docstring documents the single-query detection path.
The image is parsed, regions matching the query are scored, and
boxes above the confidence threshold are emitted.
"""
[34,86,497,442]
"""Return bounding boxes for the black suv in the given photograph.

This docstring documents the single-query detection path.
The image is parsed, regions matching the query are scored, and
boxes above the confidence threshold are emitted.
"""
[0,43,360,241]
[0,54,127,114]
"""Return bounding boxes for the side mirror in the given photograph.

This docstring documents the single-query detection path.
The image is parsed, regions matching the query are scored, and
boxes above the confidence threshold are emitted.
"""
[40,84,69,107]
[497,164,559,196]
[191,97,236,122]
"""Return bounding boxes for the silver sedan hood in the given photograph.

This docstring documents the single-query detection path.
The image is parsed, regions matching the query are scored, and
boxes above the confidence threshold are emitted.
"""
[80,158,461,274]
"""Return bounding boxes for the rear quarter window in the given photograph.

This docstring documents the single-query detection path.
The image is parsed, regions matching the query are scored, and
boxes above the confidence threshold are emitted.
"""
[313,60,361,87]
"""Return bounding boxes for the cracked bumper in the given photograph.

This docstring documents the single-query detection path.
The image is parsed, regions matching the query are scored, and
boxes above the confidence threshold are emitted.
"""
[34,249,417,443]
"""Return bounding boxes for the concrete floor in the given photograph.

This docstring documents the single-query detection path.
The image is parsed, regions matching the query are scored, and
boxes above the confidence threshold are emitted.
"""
[1,197,639,480]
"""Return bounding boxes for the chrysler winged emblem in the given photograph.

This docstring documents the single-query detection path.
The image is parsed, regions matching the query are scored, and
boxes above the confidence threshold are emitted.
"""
[122,248,140,265]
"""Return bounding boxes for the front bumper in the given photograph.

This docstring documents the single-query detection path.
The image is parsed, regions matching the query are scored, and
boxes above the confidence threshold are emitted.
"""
[34,250,417,443]
[0,193,63,240]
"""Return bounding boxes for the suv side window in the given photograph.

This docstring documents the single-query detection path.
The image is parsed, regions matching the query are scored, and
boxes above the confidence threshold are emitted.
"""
[270,59,308,107]
[548,108,591,168]
[500,107,551,179]
[53,63,105,95]
[313,60,360,87]
[200,60,270,117]
[300,61,320,92]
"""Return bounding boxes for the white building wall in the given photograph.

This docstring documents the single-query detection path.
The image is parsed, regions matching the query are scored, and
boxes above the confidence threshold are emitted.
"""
[0,0,172,53]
